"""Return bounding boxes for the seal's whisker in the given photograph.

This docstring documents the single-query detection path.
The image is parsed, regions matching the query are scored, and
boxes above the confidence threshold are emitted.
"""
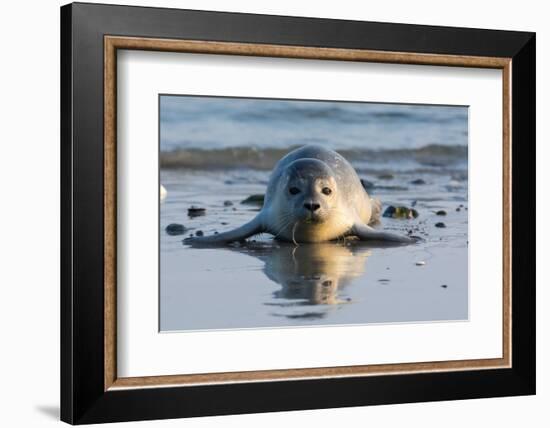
[291,245,298,261]
[291,222,299,246]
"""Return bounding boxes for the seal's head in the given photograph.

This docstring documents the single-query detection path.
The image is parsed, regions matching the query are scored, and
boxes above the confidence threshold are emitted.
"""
[280,158,338,224]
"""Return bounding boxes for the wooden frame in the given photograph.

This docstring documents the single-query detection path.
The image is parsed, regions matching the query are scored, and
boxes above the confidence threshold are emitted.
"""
[104,36,513,390]
[62,2,535,424]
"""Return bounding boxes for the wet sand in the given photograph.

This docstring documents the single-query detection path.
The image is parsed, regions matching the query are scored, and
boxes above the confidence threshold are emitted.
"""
[160,167,468,331]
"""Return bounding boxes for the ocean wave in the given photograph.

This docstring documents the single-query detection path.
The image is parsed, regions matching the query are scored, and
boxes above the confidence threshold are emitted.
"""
[160,144,467,170]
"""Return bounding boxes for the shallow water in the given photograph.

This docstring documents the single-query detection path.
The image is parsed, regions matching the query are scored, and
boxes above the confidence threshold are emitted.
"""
[159,96,468,332]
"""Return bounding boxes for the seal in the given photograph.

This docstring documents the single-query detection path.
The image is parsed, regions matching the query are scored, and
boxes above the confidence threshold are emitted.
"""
[184,145,415,245]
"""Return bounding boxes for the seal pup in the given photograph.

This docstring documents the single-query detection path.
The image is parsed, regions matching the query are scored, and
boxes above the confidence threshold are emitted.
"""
[184,145,415,245]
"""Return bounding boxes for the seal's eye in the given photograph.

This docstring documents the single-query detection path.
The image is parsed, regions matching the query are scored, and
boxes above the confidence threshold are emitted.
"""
[289,187,300,195]
[322,187,332,195]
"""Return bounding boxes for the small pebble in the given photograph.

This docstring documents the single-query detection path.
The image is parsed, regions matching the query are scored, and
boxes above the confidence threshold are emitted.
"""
[456,207,461,212]
[436,210,447,216]
[410,179,426,185]
[241,194,265,206]
[223,200,233,206]
[196,230,204,236]
[435,222,446,228]
[360,179,375,190]
[416,261,426,266]
[383,206,396,217]
[441,284,448,288]
[165,223,187,236]
[188,206,206,217]
[221,222,229,225]
[377,173,394,180]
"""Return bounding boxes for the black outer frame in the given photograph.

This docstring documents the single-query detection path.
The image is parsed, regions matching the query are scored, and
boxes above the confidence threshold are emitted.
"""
[60,2,535,424]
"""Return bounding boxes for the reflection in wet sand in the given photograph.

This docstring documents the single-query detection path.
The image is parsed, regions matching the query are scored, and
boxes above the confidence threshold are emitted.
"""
[227,241,372,320]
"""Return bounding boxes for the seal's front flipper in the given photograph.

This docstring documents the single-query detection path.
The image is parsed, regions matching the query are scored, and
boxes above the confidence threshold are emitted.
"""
[351,223,417,244]
[183,216,264,246]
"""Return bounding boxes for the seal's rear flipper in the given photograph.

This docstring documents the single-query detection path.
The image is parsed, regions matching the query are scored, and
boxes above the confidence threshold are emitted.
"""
[368,198,382,225]
[351,223,416,244]
[183,215,264,246]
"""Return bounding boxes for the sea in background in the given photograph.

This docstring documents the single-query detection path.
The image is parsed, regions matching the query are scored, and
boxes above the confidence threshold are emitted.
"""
[159,95,468,332]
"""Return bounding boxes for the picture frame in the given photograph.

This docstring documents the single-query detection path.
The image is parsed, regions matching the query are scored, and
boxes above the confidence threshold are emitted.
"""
[60,2,535,424]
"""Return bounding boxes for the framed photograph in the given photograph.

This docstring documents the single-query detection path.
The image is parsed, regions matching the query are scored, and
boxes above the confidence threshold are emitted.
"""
[60,2,535,424]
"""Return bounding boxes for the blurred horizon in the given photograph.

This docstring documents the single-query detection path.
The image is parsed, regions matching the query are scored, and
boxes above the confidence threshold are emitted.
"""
[160,95,468,153]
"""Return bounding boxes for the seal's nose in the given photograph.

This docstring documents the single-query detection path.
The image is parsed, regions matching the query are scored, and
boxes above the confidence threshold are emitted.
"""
[304,202,321,212]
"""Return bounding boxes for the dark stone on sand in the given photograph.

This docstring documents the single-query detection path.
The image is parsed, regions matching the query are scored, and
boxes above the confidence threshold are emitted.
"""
[360,179,375,190]
[410,178,426,185]
[436,210,447,216]
[383,206,396,217]
[377,173,394,180]
[241,194,265,206]
[165,223,187,236]
[441,284,448,288]
[383,205,419,219]
[223,200,233,206]
[456,207,461,212]
[221,222,229,225]
[188,206,206,217]
[196,230,204,236]
[435,222,446,228]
